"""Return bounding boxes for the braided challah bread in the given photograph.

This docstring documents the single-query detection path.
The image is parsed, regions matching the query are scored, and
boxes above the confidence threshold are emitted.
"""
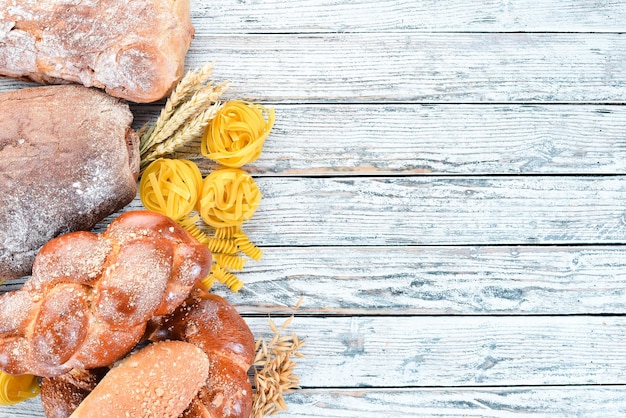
[0,210,212,377]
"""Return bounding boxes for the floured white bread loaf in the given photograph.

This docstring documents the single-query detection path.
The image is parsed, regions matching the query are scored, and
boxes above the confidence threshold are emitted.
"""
[0,0,194,103]
[0,85,139,282]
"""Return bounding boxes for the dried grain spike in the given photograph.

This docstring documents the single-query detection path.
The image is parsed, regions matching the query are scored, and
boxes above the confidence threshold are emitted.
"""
[251,316,305,418]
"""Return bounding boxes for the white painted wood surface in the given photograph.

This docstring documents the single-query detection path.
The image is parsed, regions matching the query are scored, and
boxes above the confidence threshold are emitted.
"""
[1,0,626,417]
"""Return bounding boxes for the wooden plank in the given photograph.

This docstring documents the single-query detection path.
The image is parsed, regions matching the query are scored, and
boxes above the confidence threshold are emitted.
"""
[120,176,624,247]
[5,317,626,412]
[182,33,626,103]
[1,34,625,103]
[279,386,626,417]
[131,104,626,176]
[206,245,626,316]
[5,245,625,316]
[6,385,626,418]
[191,0,626,33]
[4,385,626,418]
[244,315,626,387]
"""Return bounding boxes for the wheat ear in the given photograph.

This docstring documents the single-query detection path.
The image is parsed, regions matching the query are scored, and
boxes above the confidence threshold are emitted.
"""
[141,101,223,168]
[139,63,216,154]
[144,81,227,153]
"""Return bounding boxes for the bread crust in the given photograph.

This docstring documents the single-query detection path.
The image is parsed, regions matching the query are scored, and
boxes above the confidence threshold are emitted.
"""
[40,368,108,418]
[0,0,194,102]
[69,341,210,418]
[0,85,139,282]
[0,210,212,377]
[149,290,256,418]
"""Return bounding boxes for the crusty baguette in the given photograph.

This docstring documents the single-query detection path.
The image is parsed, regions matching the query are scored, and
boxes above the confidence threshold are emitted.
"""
[70,341,209,418]
[0,0,194,103]
[0,85,139,282]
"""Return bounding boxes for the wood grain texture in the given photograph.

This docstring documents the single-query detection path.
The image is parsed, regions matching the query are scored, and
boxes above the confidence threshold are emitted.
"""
[280,386,626,417]
[192,0,626,33]
[86,175,626,246]
[234,176,626,246]
[5,385,626,418]
[244,315,626,387]
[207,245,626,315]
[181,33,626,103]
[2,33,625,103]
[131,104,626,175]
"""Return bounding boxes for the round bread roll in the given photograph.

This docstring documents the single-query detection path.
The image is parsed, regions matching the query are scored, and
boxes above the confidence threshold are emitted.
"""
[70,341,209,418]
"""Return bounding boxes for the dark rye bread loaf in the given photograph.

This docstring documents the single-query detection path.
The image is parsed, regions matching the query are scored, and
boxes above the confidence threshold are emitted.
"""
[0,0,194,103]
[0,85,139,282]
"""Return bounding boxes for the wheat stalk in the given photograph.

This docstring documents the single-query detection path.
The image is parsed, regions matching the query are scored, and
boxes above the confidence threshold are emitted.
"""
[142,80,228,158]
[138,62,229,169]
[140,63,215,153]
[141,101,222,168]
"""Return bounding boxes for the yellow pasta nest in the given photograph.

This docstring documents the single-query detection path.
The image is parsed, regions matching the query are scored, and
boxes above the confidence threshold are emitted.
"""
[201,100,275,168]
[0,371,39,406]
[197,168,261,228]
[139,158,203,221]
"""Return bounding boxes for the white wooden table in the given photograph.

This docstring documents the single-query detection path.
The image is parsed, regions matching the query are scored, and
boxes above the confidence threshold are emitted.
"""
[2,1,626,416]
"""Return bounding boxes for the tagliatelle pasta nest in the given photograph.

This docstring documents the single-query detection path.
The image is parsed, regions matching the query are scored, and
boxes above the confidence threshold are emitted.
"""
[139,160,263,293]
[201,100,275,168]
[139,159,202,221]
[197,168,261,228]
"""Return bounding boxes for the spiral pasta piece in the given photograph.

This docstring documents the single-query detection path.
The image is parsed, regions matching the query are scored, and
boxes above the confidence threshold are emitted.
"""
[201,100,275,168]
[214,253,247,271]
[139,159,203,221]
[177,214,210,244]
[214,226,239,240]
[0,371,40,406]
[206,237,239,255]
[200,274,216,291]
[211,264,245,293]
[198,168,261,228]
[234,231,263,261]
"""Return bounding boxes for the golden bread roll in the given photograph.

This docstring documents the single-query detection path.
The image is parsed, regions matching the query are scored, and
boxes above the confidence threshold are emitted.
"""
[70,341,209,418]
[149,290,256,418]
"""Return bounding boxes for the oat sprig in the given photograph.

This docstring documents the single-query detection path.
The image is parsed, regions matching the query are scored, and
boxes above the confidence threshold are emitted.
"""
[251,306,305,418]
